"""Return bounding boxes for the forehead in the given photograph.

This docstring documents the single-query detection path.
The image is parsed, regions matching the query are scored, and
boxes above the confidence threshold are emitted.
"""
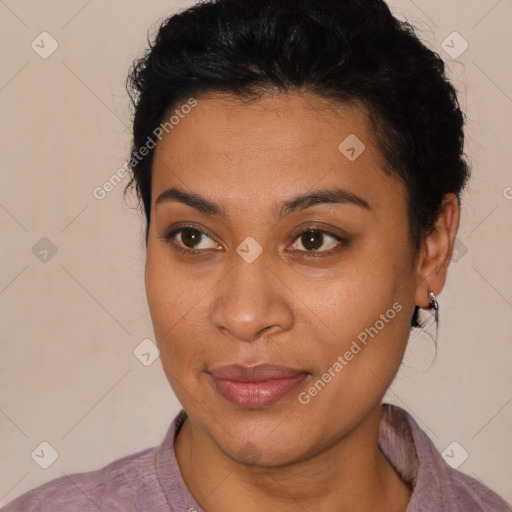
[151,92,405,215]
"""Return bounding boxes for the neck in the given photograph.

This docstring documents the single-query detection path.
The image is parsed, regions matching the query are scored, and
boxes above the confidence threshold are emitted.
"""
[174,403,411,512]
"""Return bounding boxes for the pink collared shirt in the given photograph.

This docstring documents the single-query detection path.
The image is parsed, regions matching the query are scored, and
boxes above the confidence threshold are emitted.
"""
[2,403,510,511]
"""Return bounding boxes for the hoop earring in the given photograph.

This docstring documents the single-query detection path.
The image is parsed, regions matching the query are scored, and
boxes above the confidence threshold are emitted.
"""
[428,291,439,323]
[403,292,440,372]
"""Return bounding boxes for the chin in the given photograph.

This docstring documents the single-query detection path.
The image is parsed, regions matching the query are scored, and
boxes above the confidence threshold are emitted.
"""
[210,423,310,469]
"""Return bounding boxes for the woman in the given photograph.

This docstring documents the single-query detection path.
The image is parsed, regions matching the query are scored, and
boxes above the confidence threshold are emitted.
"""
[3,0,510,511]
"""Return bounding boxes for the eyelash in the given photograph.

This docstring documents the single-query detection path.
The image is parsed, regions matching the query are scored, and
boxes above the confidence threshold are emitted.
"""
[160,224,350,258]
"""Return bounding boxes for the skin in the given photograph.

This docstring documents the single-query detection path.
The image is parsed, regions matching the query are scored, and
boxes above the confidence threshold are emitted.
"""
[145,91,460,512]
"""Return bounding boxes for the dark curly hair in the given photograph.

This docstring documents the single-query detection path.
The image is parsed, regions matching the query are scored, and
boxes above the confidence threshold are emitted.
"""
[124,0,471,329]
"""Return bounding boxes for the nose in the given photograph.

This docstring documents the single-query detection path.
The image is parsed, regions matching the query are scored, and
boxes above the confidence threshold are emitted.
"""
[210,251,294,343]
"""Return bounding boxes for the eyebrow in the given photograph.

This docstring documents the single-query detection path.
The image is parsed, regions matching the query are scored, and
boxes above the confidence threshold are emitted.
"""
[155,186,371,219]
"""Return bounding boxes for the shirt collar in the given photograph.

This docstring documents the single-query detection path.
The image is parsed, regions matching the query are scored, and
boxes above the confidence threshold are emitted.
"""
[154,403,489,512]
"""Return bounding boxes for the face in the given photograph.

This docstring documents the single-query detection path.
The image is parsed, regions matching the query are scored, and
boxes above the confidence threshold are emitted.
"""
[145,92,419,466]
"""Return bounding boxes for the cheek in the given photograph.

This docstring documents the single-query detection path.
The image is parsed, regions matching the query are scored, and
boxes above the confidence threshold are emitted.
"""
[295,241,413,379]
[145,246,229,398]
[146,238,196,332]
[293,254,400,338]
[145,249,199,366]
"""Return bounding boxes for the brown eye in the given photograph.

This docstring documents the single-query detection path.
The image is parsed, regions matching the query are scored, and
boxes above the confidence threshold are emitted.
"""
[179,228,205,249]
[162,226,220,254]
[299,231,328,251]
[290,229,347,255]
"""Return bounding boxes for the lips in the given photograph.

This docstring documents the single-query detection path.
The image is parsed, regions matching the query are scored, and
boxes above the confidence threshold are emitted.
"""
[208,363,310,408]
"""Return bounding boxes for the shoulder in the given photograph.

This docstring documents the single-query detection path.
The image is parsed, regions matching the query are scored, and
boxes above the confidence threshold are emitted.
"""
[1,446,161,512]
[440,466,512,512]
[379,403,511,511]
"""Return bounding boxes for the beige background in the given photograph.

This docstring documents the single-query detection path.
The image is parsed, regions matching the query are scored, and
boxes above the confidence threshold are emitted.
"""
[1,0,511,507]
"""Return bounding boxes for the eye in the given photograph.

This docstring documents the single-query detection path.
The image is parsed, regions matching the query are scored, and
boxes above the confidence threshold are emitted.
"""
[288,227,349,256]
[161,226,221,254]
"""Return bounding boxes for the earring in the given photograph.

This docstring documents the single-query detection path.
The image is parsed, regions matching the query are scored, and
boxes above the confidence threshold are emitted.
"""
[428,291,439,323]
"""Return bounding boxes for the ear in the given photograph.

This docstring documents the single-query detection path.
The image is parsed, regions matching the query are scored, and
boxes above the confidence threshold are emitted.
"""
[414,193,460,309]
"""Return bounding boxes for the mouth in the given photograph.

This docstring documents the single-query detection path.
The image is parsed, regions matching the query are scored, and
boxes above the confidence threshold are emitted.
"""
[208,362,310,409]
